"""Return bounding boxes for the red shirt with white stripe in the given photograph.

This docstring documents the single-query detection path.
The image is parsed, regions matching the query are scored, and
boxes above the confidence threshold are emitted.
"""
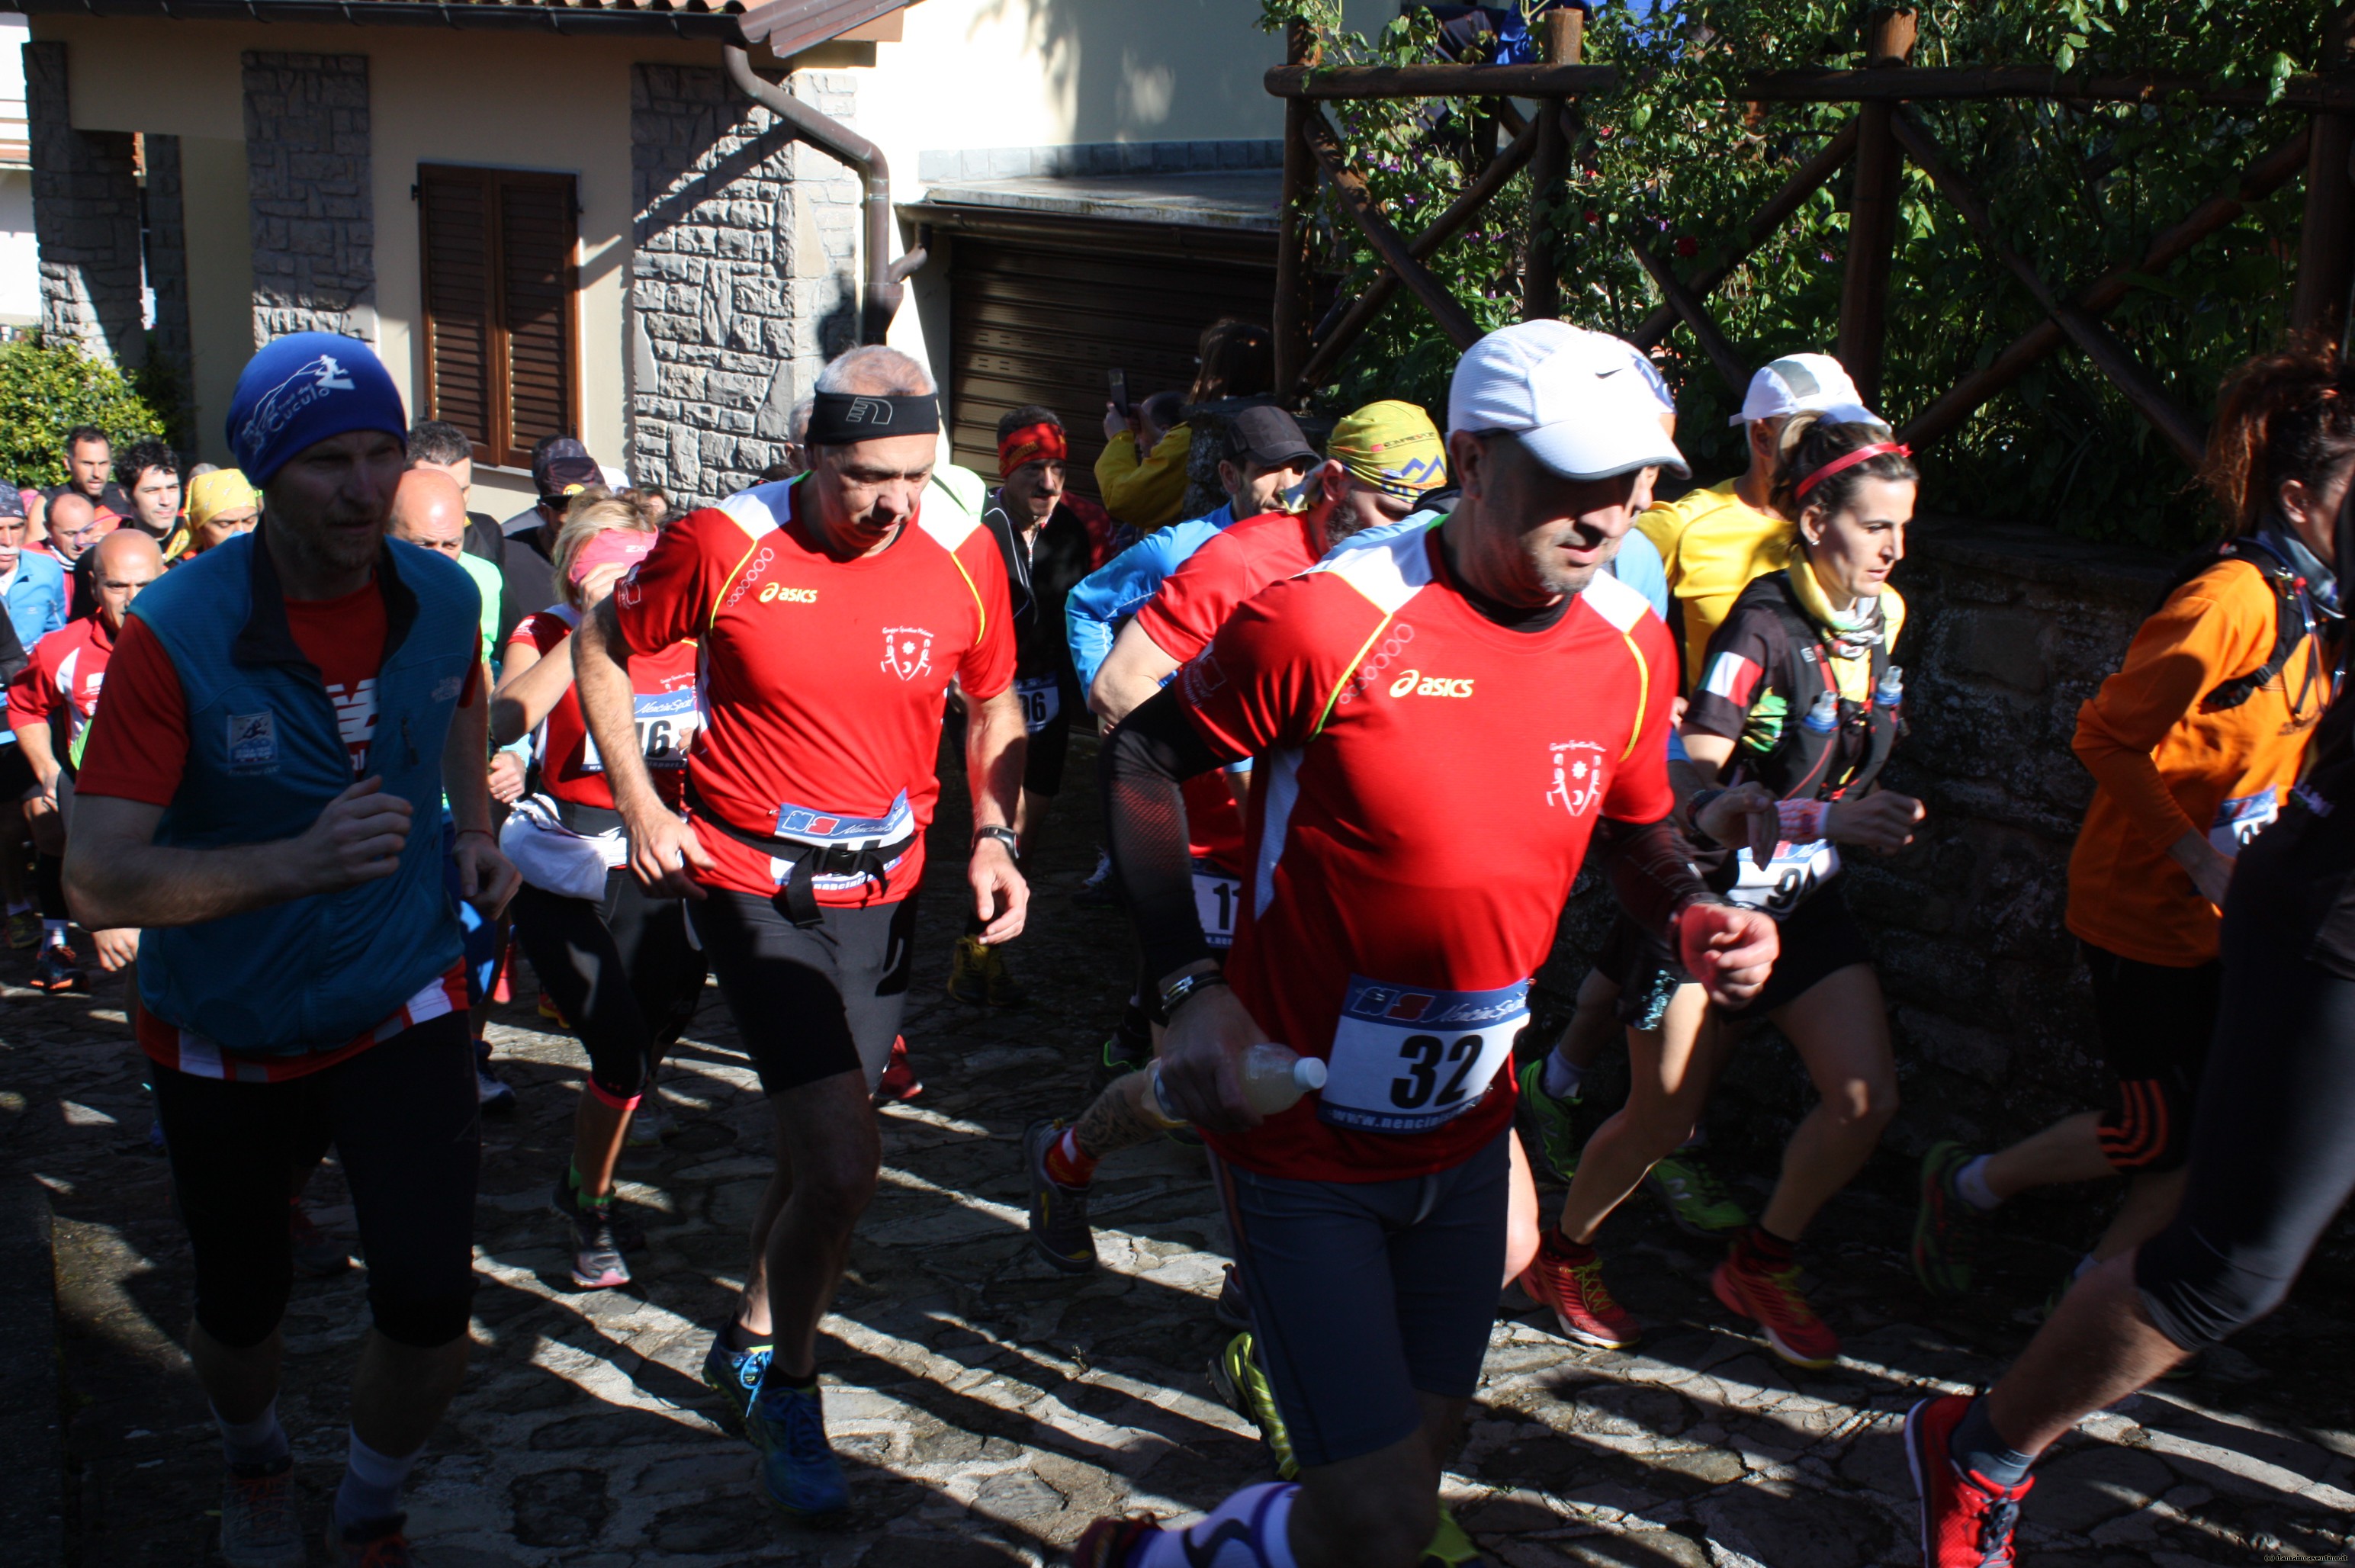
[1176,526,1676,1182]
[509,609,699,811]
[609,474,1017,902]
[6,611,116,765]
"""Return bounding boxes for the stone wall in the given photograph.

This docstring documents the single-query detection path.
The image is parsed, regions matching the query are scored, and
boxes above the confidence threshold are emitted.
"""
[243,52,374,346]
[628,64,862,508]
[25,41,146,368]
[141,133,194,451]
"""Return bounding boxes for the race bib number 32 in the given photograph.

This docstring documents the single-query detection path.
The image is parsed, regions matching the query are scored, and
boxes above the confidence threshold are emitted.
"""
[1319,975,1530,1134]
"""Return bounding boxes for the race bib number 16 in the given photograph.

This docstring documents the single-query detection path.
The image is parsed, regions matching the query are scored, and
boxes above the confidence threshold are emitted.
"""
[1318,975,1530,1134]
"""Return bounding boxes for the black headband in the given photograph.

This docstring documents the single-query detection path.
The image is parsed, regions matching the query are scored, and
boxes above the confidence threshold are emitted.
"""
[805,392,940,446]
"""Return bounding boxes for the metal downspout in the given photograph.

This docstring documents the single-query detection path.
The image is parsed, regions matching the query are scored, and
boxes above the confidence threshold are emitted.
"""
[722,43,926,345]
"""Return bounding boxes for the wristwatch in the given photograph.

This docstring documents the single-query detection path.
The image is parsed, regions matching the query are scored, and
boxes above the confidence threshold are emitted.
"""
[974,825,1020,854]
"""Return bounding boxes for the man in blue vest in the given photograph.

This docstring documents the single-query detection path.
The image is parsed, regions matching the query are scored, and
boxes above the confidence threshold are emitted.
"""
[64,333,519,1568]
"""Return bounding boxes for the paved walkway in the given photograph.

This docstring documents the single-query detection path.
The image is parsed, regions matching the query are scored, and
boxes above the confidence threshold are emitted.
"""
[7,741,2355,1567]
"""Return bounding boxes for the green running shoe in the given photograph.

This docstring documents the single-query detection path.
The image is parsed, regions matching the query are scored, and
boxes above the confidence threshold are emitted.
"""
[1911,1140,1977,1299]
[1644,1151,1749,1236]
[1210,1331,1298,1480]
[1418,1506,1494,1566]
[1517,1072,1584,1184]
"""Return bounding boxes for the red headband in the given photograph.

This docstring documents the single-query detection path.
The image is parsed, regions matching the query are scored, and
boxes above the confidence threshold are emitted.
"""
[998,422,1068,477]
[1794,441,1911,501]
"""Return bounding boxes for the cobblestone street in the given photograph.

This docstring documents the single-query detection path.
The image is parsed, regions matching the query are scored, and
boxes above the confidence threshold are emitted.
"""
[7,738,2355,1567]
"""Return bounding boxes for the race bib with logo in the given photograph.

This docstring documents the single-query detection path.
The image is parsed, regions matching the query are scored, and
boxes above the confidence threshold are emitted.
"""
[583,686,700,773]
[2209,786,2279,859]
[1192,867,1242,951]
[1014,674,1060,734]
[1724,837,1840,920]
[1319,975,1530,1134]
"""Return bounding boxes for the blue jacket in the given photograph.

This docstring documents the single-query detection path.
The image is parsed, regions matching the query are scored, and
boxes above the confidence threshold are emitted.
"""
[2,554,68,749]
[1065,502,1235,693]
[130,532,479,1056]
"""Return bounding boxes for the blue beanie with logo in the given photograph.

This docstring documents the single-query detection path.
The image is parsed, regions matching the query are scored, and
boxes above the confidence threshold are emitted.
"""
[227,332,409,487]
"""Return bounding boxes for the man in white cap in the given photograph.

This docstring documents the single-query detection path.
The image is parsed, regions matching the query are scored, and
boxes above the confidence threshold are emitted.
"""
[1069,320,1779,1568]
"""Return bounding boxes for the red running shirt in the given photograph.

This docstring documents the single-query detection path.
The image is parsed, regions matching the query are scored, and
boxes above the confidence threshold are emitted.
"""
[610,475,1017,902]
[7,612,116,763]
[1178,525,1676,1182]
[509,609,700,811]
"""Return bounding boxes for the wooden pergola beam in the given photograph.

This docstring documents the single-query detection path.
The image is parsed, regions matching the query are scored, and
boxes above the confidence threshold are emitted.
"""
[1298,106,1483,352]
[1267,61,1618,101]
[1626,238,1748,394]
[1746,66,2355,114]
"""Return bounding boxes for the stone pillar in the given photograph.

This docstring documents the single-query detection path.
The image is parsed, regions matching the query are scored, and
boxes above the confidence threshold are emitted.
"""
[143,132,194,450]
[243,52,374,347]
[25,41,146,368]
[628,63,860,508]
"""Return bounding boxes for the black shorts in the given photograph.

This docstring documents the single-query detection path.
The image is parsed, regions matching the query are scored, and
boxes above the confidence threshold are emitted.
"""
[1593,912,1693,1031]
[0,742,32,801]
[2082,940,2220,1173]
[1024,702,1073,797]
[1214,1128,1510,1469]
[152,1012,480,1350]
[691,890,917,1095]
[1719,882,1873,1021]
[510,863,706,1106]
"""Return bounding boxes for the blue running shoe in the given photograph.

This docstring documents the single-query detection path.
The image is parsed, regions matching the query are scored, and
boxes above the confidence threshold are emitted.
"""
[699,1332,773,1438]
[747,1377,849,1516]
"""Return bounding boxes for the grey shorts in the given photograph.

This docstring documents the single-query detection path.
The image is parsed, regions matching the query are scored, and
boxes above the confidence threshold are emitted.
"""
[1213,1126,1510,1469]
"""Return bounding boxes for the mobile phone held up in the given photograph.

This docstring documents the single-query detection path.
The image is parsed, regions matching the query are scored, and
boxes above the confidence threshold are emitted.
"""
[1107,368,1130,420]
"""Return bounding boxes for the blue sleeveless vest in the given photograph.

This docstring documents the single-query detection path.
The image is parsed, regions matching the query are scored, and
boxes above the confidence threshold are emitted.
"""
[129,530,478,1055]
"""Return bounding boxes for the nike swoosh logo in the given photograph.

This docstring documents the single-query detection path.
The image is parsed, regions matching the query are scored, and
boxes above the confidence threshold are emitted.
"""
[1596,367,1623,377]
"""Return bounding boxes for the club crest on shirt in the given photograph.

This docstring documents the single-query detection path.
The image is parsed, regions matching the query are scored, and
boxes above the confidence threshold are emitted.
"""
[1545,740,1605,817]
[227,711,277,767]
[881,626,935,681]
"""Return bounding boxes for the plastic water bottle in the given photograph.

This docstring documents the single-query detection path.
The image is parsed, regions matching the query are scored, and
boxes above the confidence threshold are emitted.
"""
[1875,663,1905,710]
[1801,689,1840,735]
[1149,1044,1329,1126]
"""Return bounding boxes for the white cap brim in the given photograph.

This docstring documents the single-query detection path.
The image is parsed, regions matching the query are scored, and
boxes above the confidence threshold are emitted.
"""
[1516,413,1689,482]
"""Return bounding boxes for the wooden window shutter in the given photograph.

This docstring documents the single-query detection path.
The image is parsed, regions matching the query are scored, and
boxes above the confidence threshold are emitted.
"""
[418,165,580,470]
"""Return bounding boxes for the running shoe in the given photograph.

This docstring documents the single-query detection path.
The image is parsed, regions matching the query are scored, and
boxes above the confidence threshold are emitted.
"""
[1210,1331,1299,1480]
[289,1201,352,1278]
[1904,1393,2032,1567]
[1419,1507,1492,1566]
[747,1377,849,1515]
[1073,848,1117,908]
[1071,1517,1159,1566]
[217,1457,304,1568]
[551,1178,631,1290]
[475,1062,517,1114]
[34,943,86,994]
[1516,1074,1583,1184]
[1213,1263,1251,1330]
[1644,1151,1750,1236]
[1518,1245,1642,1349]
[1913,1140,1978,1298]
[874,1035,922,1104]
[623,1098,673,1149]
[325,1512,415,1567]
[947,935,1026,1006]
[1088,1021,1152,1095]
[5,911,38,950]
[1712,1251,1840,1369]
[1022,1118,1097,1274]
[699,1331,773,1438]
[535,990,568,1026]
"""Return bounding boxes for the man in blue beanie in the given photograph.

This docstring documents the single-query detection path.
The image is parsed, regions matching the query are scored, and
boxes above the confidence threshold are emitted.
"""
[64,332,519,1568]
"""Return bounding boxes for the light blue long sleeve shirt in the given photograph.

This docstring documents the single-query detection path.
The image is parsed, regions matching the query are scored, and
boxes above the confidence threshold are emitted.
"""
[1064,502,1235,694]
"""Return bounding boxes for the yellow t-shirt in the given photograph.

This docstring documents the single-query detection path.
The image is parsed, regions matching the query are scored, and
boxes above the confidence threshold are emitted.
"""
[1635,477,1795,691]
[1094,424,1194,531]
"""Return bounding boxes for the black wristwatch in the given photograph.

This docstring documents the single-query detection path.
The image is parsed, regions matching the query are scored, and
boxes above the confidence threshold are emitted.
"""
[974,825,1020,854]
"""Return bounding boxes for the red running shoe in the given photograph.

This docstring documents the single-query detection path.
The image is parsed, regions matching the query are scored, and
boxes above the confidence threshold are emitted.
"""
[1905,1393,2032,1566]
[1519,1245,1642,1349]
[1070,1516,1160,1566]
[875,1035,922,1104]
[1712,1250,1840,1368]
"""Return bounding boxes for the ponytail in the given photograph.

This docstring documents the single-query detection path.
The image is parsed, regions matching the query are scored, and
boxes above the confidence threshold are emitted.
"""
[2199,338,2355,539]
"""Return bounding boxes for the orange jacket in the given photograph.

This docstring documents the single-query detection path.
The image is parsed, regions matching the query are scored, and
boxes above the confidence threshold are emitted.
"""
[2067,556,2333,966]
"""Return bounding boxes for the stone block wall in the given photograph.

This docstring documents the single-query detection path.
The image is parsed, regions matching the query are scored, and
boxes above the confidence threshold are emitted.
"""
[243,52,374,346]
[629,63,861,507]
[25,41,146,368]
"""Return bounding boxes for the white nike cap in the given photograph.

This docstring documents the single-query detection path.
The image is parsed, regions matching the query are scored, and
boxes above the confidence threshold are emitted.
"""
[1730,352,1881,428]
[1447,320,1688,481]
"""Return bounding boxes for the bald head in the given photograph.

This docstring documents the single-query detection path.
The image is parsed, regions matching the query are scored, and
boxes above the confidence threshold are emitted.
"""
[89,525,162,631]
[45,490,101,561]
[389,468,468,560]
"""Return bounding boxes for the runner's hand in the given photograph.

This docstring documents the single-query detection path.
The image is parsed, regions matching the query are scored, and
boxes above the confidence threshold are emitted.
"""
[1677,901,1779,1008]
[487,750,526,805]
[1156,982,1267,1134]
[625,806,713,899]
[24,792,63,856]
[297,777,414,892]
[453,832,521,920]
[1695,782,1778,871]
[1826,791,1924,853]
[578,562,627,607]
[1101,402,1134,443]
[91,927,138,972]
[969,837,1028,944]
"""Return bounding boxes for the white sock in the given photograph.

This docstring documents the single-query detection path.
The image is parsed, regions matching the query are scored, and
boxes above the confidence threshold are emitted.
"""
[1541,1051,1585,1101]
[212,1398,289,1469]
[1134,1482,1299,1568]
[41,919,66,948]
[333,1427,422,1531]
[1954,1154,2003,1213]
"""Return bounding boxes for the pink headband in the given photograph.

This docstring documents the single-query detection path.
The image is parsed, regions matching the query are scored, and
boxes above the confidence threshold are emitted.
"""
[1794,441,1911,501]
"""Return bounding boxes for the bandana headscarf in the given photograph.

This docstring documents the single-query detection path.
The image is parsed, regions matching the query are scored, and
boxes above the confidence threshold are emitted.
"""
[998,421,1068,477]
[1327,400,1447,500]
[186,469,260,532]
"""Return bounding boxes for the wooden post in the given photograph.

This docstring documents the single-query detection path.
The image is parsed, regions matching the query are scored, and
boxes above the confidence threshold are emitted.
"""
[1520,6,1581,320]
[1836,7,1916,408]
[2290,6,2355,342]
[1273,19,1321,397]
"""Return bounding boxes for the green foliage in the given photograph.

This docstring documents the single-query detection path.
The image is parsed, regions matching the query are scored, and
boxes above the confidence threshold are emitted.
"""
[0,333,169,489]
[1264,0,2328,547]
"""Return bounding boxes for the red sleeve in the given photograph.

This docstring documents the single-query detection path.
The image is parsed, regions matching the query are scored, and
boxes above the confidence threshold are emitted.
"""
[1068,496,1119,570]
[506,612,570,664]
[612,507,742,657]
[73,617,188,805]
[1133,532,1244,665]
[955,530,1019,702]
[1602,616,1679,824]
[1176,574,1357,763]
[5,639,61,734]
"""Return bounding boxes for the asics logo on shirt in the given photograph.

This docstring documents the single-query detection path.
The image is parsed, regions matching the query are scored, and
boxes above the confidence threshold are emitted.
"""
[1387,669,1475,699]
[329,678,378,772]
[757,583,818,605]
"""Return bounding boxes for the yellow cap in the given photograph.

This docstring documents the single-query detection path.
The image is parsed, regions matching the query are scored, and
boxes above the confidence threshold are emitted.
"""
[186,468,260,531]
[1327,400,1447,500]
